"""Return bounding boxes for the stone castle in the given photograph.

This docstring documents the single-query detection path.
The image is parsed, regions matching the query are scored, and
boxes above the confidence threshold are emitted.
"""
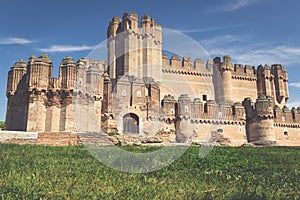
[5,12,300,146]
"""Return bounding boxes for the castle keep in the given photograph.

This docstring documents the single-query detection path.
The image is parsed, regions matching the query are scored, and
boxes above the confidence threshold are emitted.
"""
[5,12,300,146]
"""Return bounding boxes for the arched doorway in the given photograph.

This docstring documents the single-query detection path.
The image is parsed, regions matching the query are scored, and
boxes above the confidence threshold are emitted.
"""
[123,113,139,134]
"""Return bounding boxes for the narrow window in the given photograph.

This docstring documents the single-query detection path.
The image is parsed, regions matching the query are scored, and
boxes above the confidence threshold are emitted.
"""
[122,90,126,96]
[171,108,175,114]
[185,105,189,112]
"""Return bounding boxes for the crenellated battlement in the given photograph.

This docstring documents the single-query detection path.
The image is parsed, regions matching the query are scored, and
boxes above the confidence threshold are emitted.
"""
[161,54,213,76]
[232,64,256,80]
[107,12,161,38]
[162,94,246,124]
[7,55,106,94]
[274,106,300,127]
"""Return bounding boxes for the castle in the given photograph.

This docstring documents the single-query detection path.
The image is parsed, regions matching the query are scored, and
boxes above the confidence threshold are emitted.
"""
[5,12,300,146]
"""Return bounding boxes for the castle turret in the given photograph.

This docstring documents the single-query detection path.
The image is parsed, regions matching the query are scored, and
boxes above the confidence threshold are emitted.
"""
[60,56,76,90]
[86,61,102,96]
[177,94,191,117]
[107,16,121,80]
[5,59,28,131]
[255,95,275,144]
[28,54,52,90]
[107,16,121,38]
[176,94,193,143]
[6,59,27,96]
[76,58,87,92]
[162,94,176,117]
[102,72,112,114]
[192,98,203,118]
[129,12,138,29]
[244,96,276,145]
[271,64,289,107]
[221,56,233,104]
[141,15,152,29]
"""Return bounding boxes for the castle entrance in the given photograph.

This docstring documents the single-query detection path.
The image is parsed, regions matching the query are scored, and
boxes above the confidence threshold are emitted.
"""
[123,113,139,134]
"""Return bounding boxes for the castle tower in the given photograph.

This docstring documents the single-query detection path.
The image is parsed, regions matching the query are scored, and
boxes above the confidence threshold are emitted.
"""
[6,59,27,96]
[76,58,88,92]
[255,95,275,144]
[5,59,28,130]
[60,56,77,90]
[243,96,276,145]
[220,56,233,104]
[162,94,176,118]
[102,72,112,114]
[271,64,289,107]
[191,98,203,119]
[26,55,53,132]
[86,61,102,96]
[257,65,274,97]
[107,12,162,82]
[101,72,117,133]
[176,94,193,142]
[107,16,121,80]
[28,54,52,90]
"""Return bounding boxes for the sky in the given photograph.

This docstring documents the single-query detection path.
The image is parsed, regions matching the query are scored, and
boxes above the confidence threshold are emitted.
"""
[0,0,300,121]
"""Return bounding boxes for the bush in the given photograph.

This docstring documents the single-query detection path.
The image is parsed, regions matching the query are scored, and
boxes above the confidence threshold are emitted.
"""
[0,121,5,130]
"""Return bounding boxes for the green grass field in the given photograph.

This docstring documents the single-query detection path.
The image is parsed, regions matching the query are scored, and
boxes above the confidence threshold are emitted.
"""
[0,144,299,199]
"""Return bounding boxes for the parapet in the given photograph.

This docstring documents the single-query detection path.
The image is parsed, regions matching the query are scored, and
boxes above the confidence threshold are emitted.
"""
[35,54,52,64]
[61,56,75,65]
[255,95,274,118]
[162,54,212,74]
[162,94,177,103]
[271,64,288,81]
[11,59,27,70]
[107,12,161,38]
[274,105,300,125]
[232,64,256,79]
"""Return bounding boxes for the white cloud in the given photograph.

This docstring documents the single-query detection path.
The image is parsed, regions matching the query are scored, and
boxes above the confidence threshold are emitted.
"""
[290,83,300,88]
[206,44,300,66]
[208,0,259,12]
[39,45,95,53]
[174,26,227,33]
[200,35,247,47]
[0,37,35,45]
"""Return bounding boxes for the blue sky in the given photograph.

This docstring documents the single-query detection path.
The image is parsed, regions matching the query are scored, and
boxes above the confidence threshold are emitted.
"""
[0,0,300,120]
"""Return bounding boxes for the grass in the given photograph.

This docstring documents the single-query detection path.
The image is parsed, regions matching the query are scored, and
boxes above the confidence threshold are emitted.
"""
[0,144,299,199]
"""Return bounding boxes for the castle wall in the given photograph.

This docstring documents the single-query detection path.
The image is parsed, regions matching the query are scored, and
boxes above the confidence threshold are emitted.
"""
[26,92,47,132]
[228,64,257,103]
[231,79,257,103]
[161,56,214,101]
[274,126,300,146]
[5,95,28,131]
